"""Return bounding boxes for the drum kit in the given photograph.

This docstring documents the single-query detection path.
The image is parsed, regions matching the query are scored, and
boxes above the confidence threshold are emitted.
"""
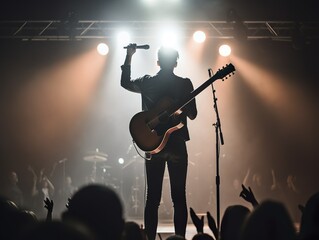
[83,148,119,191]
[83,148,109,183]
[83,147,173,218]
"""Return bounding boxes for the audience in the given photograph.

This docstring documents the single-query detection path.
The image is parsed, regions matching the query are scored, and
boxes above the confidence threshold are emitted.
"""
[61,184,125,240]
[220,205,250,240]
[240,200,297,240]
[3,171,24,207]
[17,220,94,240]
[122,221,147,240]
[192,233,215,240]
[298,191,319,240]
[0,196,38,240]
[1,166,318,240]
[28,166,55,218]
[166,234,187,240]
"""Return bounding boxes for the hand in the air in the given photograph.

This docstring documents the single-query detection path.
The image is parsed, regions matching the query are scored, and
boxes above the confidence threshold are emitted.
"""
[207,211,218,239]
[190,207,204,233]
[240,184,259,207]
[44,197,54,213]
[126,43,137,56]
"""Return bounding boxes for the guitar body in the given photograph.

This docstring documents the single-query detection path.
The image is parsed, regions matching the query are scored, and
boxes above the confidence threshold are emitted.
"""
[129,63,235,155]
[129,97,184,154]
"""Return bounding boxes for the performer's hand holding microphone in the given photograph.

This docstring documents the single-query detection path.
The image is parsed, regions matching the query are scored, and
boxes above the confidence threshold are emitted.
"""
[124,43,150,49]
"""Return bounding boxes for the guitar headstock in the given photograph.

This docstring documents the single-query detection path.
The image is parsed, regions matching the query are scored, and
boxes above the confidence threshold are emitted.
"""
[215,63,236,81]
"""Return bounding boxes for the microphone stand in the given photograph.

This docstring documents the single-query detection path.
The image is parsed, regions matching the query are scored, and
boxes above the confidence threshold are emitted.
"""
[209,68,224,233]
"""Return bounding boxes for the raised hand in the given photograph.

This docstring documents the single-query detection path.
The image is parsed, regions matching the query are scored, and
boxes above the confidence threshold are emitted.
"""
[44,197,54,222]
[207,211,218,239]
[240,184,259,207]
[44,197,53,212]
[124,43,137,65]
[126,43,137,56]
[190,207,204,233]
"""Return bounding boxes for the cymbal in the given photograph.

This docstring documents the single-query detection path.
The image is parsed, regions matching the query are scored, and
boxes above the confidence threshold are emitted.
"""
[84,148,108,162]
[83,155,107,162]
[86,148,108,157]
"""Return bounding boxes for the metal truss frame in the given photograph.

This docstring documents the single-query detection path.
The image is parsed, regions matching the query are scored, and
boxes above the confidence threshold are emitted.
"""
[1,20,318,42]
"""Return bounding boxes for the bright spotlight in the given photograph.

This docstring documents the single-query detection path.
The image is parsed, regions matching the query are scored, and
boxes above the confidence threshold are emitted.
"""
[118,158,124,165]
[117,31,130,45]
[142,0,180,5]
[161,31,178,48]
[97,43,109,56]
[142,0,157,5]
[193,31,206,43]
[219,44,231,57]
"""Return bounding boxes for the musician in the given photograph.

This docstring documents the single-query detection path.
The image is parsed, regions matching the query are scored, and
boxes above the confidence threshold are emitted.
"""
[121,44,197,240]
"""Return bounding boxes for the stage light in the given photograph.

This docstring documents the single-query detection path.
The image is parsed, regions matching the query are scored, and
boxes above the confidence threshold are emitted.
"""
[142,0,157,6]
[161,31,178,48]
[97,43,109,56]
[219,44,231,57]
[118,158,124,164]
[117,31,130,45]
[142,0,180,5]
[193,31,206,43]
[166,0,180,3]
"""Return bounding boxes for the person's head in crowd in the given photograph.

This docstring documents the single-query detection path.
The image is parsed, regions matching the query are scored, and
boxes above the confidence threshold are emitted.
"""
[192,233,215,240]
[0,197,38,240]
[122,221,147,240]
[17,220,94,240]
[220,205,250,240]
[166,234,187,240]
[299,191,319,240]
[62,184,125,240]
[240,200,297,240]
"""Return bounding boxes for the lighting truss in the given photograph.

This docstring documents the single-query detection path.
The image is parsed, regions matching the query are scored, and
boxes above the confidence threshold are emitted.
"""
[0,20,318,42]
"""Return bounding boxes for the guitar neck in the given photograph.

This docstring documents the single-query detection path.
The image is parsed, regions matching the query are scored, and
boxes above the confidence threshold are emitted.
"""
[169,73,220,116]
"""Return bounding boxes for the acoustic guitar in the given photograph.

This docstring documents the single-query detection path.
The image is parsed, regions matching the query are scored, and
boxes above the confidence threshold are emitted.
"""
[129,63,236,155]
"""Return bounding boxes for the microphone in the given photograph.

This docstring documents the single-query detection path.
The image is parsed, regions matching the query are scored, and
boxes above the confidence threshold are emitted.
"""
[124,44,150,50]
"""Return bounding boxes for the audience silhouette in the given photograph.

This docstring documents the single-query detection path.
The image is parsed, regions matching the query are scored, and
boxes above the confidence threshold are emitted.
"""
[17,220,94,240]
[61,184,125,240]
[240,200,297,240]
[220,205,250,240]
[122,221,147,240]
[299,191,319,240]
[1,165,318,240]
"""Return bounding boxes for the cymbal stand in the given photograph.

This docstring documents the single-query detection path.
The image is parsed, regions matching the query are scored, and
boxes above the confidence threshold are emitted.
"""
[92,161,97,183]
[131,176,140,214]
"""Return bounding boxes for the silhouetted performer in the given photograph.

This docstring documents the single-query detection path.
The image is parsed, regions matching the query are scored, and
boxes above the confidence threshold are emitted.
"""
[121,44,197,240]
